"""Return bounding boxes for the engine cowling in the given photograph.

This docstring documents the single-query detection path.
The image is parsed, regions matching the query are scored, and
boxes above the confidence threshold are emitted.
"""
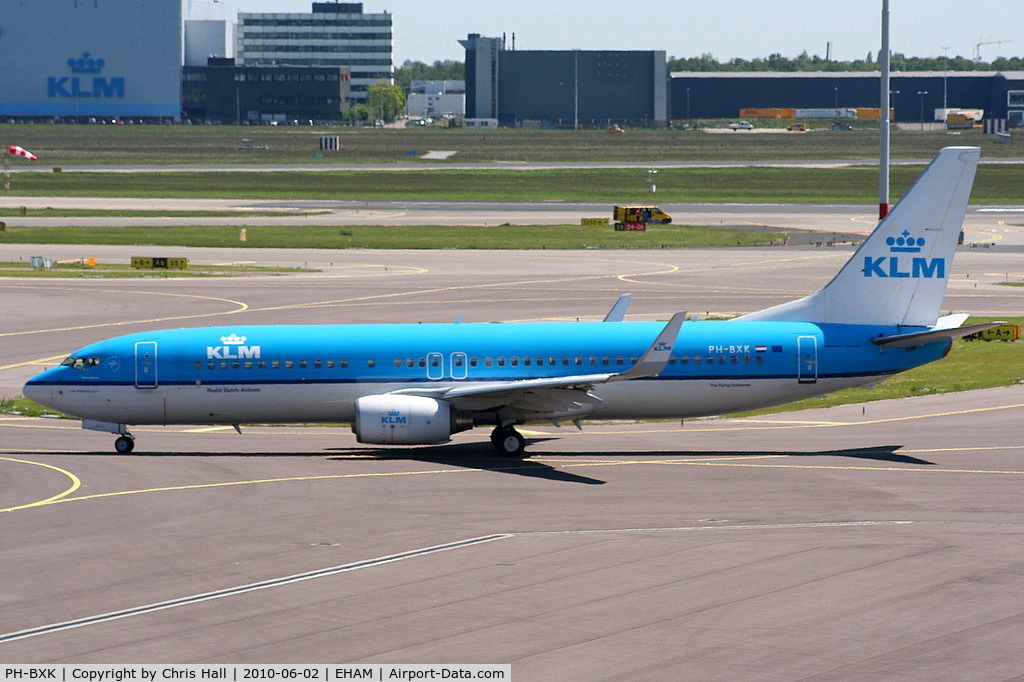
[352,394,473,445]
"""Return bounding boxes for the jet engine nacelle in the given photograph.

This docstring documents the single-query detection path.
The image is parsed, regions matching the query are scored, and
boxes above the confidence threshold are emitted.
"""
[352,394,473,445]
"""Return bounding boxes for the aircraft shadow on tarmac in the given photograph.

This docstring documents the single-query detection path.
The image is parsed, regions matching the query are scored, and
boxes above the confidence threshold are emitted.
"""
[58,442,933,486]
[321,441,936,483]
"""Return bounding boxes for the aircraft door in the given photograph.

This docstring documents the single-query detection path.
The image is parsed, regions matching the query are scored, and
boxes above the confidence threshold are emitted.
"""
[797,335,818,384]
[426,352,444,380]
[450,352,468,379]
[135,341,158,389]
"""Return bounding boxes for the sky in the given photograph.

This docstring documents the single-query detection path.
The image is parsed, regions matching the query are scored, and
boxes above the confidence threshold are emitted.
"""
[186,0,1023,67]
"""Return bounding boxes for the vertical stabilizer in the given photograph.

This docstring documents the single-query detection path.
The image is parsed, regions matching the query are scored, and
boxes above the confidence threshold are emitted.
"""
[738,146,979,327]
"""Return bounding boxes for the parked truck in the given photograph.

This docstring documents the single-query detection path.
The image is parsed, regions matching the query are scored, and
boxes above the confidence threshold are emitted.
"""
[613,205,672,231]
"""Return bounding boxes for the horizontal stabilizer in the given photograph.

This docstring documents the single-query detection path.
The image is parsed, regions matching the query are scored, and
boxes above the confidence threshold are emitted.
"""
[872,321,1007,348]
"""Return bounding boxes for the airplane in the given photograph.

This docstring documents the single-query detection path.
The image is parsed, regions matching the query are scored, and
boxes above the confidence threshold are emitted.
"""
[23,146,999,457]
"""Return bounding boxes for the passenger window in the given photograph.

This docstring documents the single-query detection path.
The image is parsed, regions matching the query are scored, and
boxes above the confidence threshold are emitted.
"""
[326,360,335,369]
[208,361,216,370]
[394,359,403,368]
[523,357,531,366]
[314,360,322,369]
[497,357,506,367]
[272,360,281,369]
[194,361,203,370]
[367,359,376,368]
[510,357,518,367]
[244,361,253,369]
[756,355,764,364]
[340,359,348,369]
[299,360,307,369]
[485,358,493,367]
[285,360,294,369]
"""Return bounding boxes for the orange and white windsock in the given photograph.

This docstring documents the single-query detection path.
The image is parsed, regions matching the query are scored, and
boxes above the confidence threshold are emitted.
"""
[8,145,38,160]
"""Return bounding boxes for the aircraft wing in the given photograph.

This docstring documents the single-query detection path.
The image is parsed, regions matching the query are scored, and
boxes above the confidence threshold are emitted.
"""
[390,312,686,417]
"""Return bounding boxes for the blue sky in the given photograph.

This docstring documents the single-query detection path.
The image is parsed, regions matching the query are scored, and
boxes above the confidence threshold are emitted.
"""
[188,0,1022,66]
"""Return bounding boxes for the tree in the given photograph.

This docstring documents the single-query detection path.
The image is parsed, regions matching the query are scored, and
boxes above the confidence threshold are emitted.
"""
[394,60,465,90]
[365,80,406,121]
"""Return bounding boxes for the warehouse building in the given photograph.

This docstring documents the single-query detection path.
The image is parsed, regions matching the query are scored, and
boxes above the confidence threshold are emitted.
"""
[460,34,666,128]
[668,71,1024,125]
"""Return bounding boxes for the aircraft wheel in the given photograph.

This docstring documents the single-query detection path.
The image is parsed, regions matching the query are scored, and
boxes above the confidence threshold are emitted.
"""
[491,427,525,457]
[114,436,135,454]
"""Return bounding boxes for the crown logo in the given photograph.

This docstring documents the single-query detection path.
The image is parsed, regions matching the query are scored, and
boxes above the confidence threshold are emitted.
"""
[68,52,105,74]
[221,333,247,345]
[387,410,401,416]
[886,230,926,253]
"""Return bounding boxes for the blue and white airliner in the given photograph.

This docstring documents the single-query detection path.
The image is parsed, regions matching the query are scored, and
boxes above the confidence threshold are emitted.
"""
[24,147,997,456]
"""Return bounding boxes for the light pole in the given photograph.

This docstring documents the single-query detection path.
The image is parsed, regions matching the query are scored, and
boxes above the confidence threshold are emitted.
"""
[917,90,928,130]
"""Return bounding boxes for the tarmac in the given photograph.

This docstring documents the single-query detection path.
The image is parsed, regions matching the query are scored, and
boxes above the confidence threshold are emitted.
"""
[1,225,1023,676]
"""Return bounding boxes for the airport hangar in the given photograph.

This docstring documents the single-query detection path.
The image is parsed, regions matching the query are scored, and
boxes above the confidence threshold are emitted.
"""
[459,34,1024,128]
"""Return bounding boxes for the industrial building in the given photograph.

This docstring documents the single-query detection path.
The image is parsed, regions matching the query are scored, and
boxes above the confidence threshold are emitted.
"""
[408,81,466,119]
[235,2,392,105]
[668,71,1024,126]
[183,59,351,125]
[460,34,666,128]
[0,0,181,121]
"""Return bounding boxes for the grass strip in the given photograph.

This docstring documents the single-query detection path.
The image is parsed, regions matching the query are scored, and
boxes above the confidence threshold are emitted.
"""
[0,224,786,250]
[3,166,1022,204]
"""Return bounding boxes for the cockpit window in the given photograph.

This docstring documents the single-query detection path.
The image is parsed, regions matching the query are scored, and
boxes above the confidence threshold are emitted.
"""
[60,356,100,370]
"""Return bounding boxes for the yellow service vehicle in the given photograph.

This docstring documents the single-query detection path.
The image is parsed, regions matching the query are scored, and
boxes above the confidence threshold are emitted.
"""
[612,205,672,225]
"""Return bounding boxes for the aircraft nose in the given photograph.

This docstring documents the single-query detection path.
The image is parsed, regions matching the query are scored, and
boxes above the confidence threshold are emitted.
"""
[22,380,53,408]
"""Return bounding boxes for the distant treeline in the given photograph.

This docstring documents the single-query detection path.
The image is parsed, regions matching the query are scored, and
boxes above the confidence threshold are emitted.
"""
[666,52,1024,72]
[395,54,1024,83]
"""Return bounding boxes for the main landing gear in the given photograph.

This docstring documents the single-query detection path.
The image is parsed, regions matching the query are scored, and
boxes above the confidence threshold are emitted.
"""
[114,434,135,453]
[490,426,526,457]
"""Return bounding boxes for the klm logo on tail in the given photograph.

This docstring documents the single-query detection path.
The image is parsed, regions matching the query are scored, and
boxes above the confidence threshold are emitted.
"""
[864,230,945,279]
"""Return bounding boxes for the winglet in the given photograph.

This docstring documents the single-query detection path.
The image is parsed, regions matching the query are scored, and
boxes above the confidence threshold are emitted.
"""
[610,311,686,381]
[603,294,632,322]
